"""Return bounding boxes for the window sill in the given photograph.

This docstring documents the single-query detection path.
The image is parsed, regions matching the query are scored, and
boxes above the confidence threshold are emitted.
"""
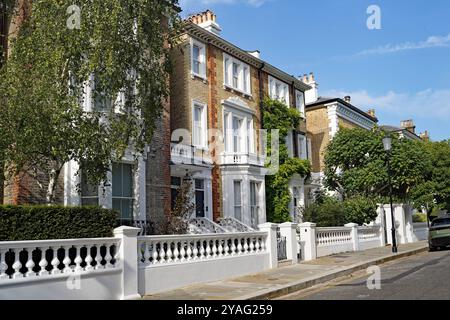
[223,84,252,99]
[191,72,208,83]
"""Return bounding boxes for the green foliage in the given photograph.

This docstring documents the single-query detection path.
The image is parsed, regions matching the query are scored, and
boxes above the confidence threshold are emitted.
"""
[0,205,118,240]
[411,140,450,212]
[0,0,181,203]
[324,127,432,203]
[263,97,310,223]
[412,213,428,223]
[301,194,346,227]
[302,191,377,226]
[343,195,378,225]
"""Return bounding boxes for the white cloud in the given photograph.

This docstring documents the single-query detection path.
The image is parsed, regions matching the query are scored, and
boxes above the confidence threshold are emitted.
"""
[322,88,450,121]
[356,34,450,56]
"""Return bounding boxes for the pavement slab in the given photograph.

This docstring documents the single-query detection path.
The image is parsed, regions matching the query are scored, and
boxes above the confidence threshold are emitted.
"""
[143,241,428,300]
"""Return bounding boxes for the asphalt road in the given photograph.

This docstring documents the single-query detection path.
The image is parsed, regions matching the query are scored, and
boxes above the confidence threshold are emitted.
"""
[280,248,450,300]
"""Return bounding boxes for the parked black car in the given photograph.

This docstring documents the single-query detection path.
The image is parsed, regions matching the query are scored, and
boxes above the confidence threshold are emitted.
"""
[429,217,450,251]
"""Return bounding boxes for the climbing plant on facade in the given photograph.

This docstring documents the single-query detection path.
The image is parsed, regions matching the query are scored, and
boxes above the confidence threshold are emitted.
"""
[263,97,310,223]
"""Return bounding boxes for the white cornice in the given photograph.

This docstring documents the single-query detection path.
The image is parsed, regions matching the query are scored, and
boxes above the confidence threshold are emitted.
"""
[221,97,255,115]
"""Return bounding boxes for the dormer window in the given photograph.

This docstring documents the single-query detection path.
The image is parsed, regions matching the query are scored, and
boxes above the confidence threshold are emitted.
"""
[191,39,206,79]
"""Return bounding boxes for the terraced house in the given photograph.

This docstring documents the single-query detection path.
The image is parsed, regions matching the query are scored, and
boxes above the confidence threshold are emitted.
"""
[301,74,379,189]
[169,10,312,227]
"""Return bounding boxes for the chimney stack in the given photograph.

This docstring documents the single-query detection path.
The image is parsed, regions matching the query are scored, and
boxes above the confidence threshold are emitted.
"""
[300,72,318,104]
[344,96,351,103]
[367,109,376,118]
[247,50,260,59]
[189,10,222,36]
[400,119,416,134]
[419,130,430,141]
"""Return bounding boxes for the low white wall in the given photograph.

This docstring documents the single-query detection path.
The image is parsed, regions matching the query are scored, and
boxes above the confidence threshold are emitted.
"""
[413,222,429,241]
[0,269,122,300]
[139,253,270,295]
[316,227,354,258]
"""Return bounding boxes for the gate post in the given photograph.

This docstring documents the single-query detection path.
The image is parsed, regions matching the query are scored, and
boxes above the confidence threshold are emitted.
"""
[114,226,141,300]
[258,223,278,268]
[279,222,299,264]
[345,223,359,251]
[299,222,317,261]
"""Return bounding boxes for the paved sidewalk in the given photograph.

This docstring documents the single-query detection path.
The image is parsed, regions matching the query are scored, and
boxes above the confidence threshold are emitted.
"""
[143,241,428,300]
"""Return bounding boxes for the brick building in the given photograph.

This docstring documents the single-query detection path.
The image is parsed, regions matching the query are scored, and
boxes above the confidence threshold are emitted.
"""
[302,74,378,191]
[170,11,311,226]
[1,0,174,230]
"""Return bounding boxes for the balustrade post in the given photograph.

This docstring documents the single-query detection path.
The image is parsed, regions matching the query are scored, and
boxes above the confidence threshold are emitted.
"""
[345,223,359,252]
[114,226,141,300]
[299,222,317,261]
[258,223,278,268]
[279,222,299,264]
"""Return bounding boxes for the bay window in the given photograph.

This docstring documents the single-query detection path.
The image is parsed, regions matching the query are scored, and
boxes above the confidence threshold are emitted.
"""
[269,76,290,105]
[223,53,251,95]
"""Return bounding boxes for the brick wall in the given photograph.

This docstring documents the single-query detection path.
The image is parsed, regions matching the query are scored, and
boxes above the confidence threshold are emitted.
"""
[305,106,330,173]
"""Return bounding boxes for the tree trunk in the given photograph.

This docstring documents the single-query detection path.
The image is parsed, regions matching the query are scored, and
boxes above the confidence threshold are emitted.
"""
[46,163,62,204]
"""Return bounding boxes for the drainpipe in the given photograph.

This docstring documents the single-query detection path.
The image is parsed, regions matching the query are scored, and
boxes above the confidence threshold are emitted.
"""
[258,62,265,127]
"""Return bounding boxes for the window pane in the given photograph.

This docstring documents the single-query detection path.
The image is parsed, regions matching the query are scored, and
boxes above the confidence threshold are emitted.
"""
[122,164,133,197]
[234,181,241,206]
[195,179,204,190]
[193,45,200,74]
[224,58,229,84]
[234,207,242,221]
[233,63,239,88]
[112,163,122,197]
[121,199,133,220]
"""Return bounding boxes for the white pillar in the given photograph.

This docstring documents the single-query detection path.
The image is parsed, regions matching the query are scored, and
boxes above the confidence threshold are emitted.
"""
[279,222,299,264]
[345,223,359,251]
[114,226,141,300]
[299,222,317,261]
[258,223,278,268]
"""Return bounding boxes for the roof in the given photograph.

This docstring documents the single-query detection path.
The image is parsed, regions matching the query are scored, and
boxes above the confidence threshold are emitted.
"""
[380,125,421,140]
[182,22,311,92]
[306,96,378,123]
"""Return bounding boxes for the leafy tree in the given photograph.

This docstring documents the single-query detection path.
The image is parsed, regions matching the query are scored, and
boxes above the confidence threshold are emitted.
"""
[343,195,377,225]
[0,0,181,203]
[160,178,194,235]
[324,127,432,203]
[301,193,346,227]
[411,139,450,213]
[263,97,310,223]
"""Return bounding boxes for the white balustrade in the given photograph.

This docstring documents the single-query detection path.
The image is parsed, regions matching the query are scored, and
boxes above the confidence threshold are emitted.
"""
[0,238,120,282]
[316,227,353,257]
[137,232,267,266]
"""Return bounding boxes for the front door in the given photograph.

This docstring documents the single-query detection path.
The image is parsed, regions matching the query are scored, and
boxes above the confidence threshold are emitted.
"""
[195,179,205,218]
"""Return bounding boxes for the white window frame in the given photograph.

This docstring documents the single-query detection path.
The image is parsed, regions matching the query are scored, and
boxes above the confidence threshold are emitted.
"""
[295,90,305,117]
[192,100,208,149]
[223,109,254,154]
[223,53,251,96]
[297,134,307,160]
[268,75,290,106]
[249,181,260,228]
[190,38,206,79]
[233,180,242,221]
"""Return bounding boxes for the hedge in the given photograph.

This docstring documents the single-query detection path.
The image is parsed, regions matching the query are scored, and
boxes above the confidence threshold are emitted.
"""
[0,205,119,241]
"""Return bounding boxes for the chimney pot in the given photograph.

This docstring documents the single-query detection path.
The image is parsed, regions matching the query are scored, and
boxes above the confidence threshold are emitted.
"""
[344,96,351,103]
[400,119,416,134]
[367,109,376,118]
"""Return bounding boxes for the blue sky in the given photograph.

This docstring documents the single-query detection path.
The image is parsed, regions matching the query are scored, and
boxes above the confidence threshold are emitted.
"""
[180,0,450,141]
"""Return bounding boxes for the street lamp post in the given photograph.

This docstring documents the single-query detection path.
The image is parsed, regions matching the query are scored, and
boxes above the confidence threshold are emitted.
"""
[383,136,398,253]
